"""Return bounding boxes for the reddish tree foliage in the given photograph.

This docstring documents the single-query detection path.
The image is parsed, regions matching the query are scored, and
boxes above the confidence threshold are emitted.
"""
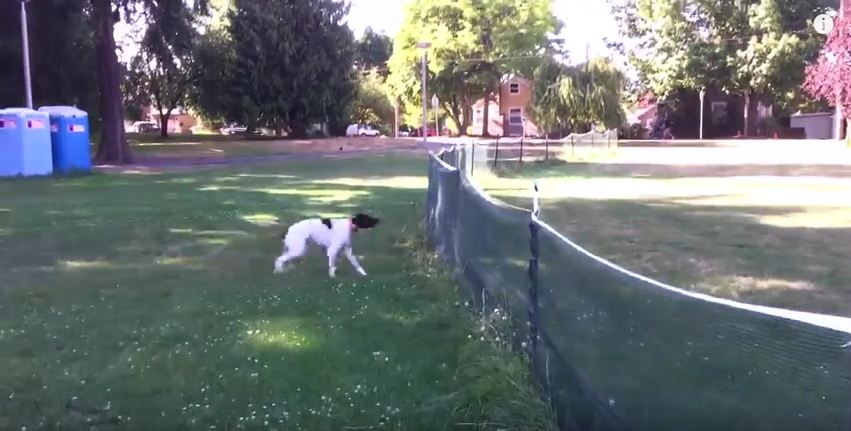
[803,15,851,118]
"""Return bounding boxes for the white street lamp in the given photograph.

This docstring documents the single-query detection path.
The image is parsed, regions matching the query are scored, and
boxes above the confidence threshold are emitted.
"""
[699,88,705,140]
[431,94,439,136]
[416,41,431,144]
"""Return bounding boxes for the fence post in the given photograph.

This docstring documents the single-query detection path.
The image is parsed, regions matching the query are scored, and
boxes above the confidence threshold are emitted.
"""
[571,135,575,160]
[520,137,525,164]
[470,140,476,177]
[545,135,549,161]
[493,138,500,170]
[528,183,541,355]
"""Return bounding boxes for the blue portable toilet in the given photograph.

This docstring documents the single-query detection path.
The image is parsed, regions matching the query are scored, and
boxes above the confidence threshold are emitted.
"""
[0,108,53,177]
[39,106,92,174]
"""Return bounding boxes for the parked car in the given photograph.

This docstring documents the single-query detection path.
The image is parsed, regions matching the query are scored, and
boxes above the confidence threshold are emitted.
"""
[346,124,381,137]
[220,124,248,135]
[130,121,159,133]
[398,125,414,137]
[412,127,437,137]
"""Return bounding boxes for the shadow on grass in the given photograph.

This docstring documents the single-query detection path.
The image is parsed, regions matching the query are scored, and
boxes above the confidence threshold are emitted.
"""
[522,196,851,316]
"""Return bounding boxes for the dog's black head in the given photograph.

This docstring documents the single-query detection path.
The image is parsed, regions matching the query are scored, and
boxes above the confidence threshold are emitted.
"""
[351,213,380,230]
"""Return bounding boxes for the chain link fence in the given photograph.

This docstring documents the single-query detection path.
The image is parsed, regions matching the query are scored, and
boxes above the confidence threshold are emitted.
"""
[426,145,851,431]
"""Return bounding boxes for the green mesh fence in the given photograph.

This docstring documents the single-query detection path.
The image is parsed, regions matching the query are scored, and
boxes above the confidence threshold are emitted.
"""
[425,146,851,431]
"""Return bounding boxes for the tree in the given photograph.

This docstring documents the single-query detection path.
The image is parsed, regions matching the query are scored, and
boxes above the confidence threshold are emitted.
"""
[465,0,559,136]
[355,27,392,73]
[193,0,356,137]
[388,0,558,136]
[351,70,395,131]
[530,57,571,137]
[187,30,238,126]
[531,57,626,137]
[93,0,208,163]
[804,15,851,141]
[611,0,832,134]
[125,5,198,138]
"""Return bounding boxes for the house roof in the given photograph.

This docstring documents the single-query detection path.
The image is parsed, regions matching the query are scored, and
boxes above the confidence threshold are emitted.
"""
[473,96,501,109]
[502,73,531,84]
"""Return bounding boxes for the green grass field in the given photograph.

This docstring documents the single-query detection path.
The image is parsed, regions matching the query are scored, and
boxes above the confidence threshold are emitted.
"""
[481,160,851,317]
[126,134,418,160]
[0,154,554,430]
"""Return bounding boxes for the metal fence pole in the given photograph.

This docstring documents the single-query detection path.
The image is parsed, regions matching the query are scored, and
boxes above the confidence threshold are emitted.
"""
[493,138,500,170]
[545,135,549,161]
[571,135,575,160]
[470,141,476,177]
[528,183,541,355]
[520,137,525,164]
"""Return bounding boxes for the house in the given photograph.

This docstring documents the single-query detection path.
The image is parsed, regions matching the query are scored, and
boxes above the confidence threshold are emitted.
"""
[470,75,540,137]
[148,107,199,134]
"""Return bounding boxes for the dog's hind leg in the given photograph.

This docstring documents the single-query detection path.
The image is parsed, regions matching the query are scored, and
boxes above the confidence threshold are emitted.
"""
[273,237,306,274]
[327,244,341,278]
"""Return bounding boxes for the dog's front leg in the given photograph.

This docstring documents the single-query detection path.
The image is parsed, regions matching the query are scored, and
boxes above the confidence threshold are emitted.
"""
[327,245,341,278]
[344,246,367,276]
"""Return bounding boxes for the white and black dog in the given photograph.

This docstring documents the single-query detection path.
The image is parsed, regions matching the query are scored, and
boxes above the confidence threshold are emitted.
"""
[273,213,380,277]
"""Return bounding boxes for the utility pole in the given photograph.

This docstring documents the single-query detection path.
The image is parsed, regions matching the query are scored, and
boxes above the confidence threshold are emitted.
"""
[20,0,33,108]
[417,41,431,144]
[394,97,399,138]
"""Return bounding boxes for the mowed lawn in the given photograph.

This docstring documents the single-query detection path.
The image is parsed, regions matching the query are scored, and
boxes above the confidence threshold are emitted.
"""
[127,134,420,160]
[482,160,851,317]
[0,154,552,430]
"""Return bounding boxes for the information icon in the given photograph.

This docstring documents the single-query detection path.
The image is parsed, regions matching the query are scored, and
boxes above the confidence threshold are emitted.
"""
[814,13,834,35]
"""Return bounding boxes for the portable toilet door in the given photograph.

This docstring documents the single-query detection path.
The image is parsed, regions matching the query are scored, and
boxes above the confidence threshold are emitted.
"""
[0,108,53,176]
[39,106,92,173]
[0,110,25,176]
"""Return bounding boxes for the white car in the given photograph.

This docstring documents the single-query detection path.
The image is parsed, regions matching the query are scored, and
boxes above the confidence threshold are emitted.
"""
[220,124,248,135]
[345,124,381,137]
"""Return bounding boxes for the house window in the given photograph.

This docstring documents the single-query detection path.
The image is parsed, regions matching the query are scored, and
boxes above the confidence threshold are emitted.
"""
[509,108,522,125]
[509,83,519,94]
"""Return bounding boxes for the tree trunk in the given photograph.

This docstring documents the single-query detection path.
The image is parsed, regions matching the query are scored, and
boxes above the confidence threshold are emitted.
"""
[290,122,307,139]
[459,106,470,137]
[743,90,750,137]
[481,92,491,137]
[92,0,131,164]
[846,118,851,147]
[159,112,171,138]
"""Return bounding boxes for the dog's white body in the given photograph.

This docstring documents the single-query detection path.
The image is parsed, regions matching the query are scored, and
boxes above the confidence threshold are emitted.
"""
[273,217,368,277]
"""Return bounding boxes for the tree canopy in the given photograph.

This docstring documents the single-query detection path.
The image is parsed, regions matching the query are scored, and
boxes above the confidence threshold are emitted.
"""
[388,0,558,136]
[189,0,357,137]
[611,0,832,114]
[804,15,851,135]
[351,70,395,132]
[355,27,393,73]
[125,2,200,137]
[531,57,626,137]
